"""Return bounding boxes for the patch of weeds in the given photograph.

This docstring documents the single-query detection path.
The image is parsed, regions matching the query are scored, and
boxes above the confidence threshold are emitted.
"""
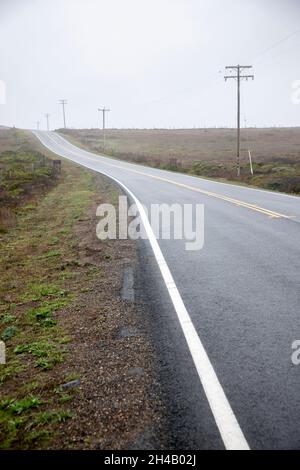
[64,372,80,382]
[61,259,81,268]
[55,410,74,422]
[28,342,53,357]
[7,417,24,430]
[80,287,92,293]
[39,250,61,260]
[23,203,36,211]
[58,270,75,280]
[0,361,26,383]
[0,395,42,414]
[49,236,59,246]
[27,297,69,323]
[21,381,40,393]
[58,393,73,404]
[33,409,73,425]
[41,318,57,328]
[27,305,53,321]
[58,335,71,344]
[14,340,64,370]
[59,227,71,235]
[0,413,25,449]
[40,285,66,297]
[14,344,29,354]
[0,399,14,409]
[87,266,98,275]
[36,355,64,371]
[0,314,16,324]
[20,283,66,303]
[1,326,18,341]
[24,429,51,445]
[43,298,70,311]
[35,359,54,370]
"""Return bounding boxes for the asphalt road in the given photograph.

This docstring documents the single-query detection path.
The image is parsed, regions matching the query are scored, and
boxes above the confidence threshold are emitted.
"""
[34,130,300,450]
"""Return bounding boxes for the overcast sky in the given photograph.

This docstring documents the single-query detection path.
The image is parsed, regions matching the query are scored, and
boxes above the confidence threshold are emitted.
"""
[0,0,300,129]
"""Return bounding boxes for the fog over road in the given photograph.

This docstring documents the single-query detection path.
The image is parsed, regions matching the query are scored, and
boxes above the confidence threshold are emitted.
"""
[34,130,300,450]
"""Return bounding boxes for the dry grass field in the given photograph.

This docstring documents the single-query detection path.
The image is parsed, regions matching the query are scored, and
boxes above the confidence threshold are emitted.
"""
[59,128,300,194]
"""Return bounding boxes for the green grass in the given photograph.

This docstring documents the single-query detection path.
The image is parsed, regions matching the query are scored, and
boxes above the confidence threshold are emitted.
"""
[33,410,73,425]
[0,396,42,414]
[1,326,18,341]
[0,142,99,448]
[19,283,66,303]
[0,314,16,325]
[0,360,26,384]
[0,149,54,213]
[39,250,62,260]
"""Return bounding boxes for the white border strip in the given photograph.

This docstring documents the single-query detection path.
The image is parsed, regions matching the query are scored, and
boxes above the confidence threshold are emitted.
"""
[33,131,250,450]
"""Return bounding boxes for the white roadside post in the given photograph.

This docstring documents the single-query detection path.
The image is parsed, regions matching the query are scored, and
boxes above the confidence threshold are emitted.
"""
[0,340,5,364]
[248,150,254,175]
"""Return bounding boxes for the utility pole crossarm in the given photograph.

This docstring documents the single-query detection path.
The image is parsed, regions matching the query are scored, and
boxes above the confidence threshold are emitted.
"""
[224,75,238,80]
[225,75,254,81]
[225,65,253,69]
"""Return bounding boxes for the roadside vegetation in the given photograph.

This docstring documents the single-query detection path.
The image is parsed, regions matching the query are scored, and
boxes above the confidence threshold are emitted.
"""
[59,127,300,195]
[0,131,59,233]
[0,133,94,447]
[0,128,162,449]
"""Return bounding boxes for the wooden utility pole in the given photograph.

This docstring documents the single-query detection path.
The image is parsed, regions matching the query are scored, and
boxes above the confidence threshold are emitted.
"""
[59,99,67,128]
[225,65,254,177]
[98,107,110,149]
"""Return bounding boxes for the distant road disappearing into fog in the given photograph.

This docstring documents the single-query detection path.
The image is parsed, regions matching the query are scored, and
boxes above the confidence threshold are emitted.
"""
[34,130,300,450]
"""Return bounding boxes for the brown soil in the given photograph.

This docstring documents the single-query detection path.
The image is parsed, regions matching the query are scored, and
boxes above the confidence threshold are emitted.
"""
[52,176,163,449]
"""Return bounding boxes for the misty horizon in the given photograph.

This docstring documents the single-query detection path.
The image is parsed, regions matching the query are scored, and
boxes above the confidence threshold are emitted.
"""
[1,0,300,130]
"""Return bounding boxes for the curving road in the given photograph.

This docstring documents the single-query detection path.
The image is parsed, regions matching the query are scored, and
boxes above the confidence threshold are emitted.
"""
[33,130,300,450]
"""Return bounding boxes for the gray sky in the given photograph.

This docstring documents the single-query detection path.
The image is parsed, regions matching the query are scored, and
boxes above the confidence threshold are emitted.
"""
[0,0,300,129]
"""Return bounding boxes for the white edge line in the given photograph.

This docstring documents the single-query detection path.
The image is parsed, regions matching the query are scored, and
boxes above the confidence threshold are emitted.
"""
[33,131,250,450]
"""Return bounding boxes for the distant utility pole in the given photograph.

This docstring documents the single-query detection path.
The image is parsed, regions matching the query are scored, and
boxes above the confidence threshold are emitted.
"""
[45,113,50,131]
[98,106,110,149]
[59,99,67,128]
[225,65,254,177]
[36,121,40,131]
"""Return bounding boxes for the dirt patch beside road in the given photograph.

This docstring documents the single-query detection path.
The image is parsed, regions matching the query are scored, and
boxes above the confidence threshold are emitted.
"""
[53,176,163,449]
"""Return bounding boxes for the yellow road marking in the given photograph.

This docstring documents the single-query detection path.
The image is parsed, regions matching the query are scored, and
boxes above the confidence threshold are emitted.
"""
[49,134,294,220]
[108,165,293,220]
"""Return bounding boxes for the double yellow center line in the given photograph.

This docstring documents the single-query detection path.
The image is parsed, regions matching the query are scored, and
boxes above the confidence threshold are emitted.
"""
[118,167,293,220]
[48,134,294,220]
